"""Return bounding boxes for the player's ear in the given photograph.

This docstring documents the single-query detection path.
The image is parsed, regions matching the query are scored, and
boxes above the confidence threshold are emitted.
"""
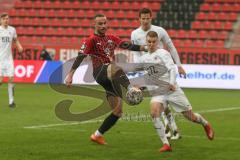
[149,16,153,22]
[93,18,97,26]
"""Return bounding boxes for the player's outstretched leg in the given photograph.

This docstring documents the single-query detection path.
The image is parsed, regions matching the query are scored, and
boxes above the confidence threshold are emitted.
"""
[107,63,130,89]
[151,102,172,152]
[182,110,214,140]
[107,63,141,105]
[91,96,122,145]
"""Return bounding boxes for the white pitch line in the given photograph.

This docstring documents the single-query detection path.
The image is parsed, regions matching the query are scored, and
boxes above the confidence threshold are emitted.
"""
[198,106,240,113]
[23,106,240,129]
[23,120,102,129]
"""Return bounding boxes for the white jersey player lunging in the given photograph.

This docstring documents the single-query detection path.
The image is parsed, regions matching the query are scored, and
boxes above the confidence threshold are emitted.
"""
[131,8,183,139]
[140,31,214,152]
[0,13,23,107]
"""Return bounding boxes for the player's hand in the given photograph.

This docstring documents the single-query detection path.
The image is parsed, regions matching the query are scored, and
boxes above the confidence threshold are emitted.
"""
[140,45,148,52]
[178,66,186,78]
[65,72,73,87]
[18,46,24,53]
[132,86,141,91]
[169,84,176,91]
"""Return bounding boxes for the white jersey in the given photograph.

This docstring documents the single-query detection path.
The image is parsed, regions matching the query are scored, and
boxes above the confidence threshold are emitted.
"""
[131,25,181,66]
[139,49,191,112]
[139,49,177,86]
[0,25,17,63]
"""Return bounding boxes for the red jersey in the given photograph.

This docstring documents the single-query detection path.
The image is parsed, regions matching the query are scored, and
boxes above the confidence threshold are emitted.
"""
[79,34,124,69]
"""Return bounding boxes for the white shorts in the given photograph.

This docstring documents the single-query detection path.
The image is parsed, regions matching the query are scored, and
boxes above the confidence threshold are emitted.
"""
[0,62,14,77]
[150,86,192,113]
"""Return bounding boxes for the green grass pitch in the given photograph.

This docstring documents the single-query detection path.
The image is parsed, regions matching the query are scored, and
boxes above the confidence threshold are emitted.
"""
[0,84,240,160]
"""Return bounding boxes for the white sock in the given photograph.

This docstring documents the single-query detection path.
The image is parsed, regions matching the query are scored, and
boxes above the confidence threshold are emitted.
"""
[166,111,178,132]
[8,83,14,104]
[194,113,208,126]
[94,130,102,137]
[161,112,169,127]
[153,117,169,145]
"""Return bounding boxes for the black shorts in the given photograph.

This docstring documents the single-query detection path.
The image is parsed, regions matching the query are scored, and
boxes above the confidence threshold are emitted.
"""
[93,64,122,98]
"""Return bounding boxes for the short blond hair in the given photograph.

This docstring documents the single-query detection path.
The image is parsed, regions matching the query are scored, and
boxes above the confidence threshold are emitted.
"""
[146,31,158,38]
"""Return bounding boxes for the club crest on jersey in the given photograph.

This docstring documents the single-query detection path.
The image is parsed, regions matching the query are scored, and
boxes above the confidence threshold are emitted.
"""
[107,40,115,49]
[79,43,86,53]
[104,40,115,56]
[155,56,161,60]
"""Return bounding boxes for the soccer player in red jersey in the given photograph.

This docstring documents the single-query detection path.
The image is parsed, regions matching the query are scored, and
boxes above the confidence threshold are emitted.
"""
[65,14,146,145]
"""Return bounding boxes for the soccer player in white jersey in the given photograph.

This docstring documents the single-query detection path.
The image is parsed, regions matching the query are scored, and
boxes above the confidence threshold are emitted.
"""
[139,31,214,152]
[0,13,23,107]
[131,8,183,139]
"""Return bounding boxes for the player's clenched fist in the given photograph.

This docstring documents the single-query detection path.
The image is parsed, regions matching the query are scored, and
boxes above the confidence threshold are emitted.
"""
[169,84,176,91]
[65,72,74,87]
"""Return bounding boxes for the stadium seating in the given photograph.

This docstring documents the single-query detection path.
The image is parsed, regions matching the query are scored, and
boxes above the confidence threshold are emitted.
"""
[154,0,240,48]
[8,0,145,41]
[2,0,238,49]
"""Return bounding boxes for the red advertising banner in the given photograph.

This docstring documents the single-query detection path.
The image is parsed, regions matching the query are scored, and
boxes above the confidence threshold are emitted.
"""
[13,44,240,65]
[14,60,45,83]
[3,60,45,83]
[177,48,240,65]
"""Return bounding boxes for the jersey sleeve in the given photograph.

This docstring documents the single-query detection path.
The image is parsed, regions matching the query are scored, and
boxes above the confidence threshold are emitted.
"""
[131,31,136,44]
[160,50,177,85]
[160,28,182,66]
[111,35,124,46]
[13,27,17,39]
[79,38,94,55]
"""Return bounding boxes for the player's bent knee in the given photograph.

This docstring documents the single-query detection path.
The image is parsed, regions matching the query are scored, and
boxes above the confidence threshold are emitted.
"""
[182,110,196,122]
[150,109,160,118]
[150,113,157,119]
[112,105,123,117]
[112,110,122,117]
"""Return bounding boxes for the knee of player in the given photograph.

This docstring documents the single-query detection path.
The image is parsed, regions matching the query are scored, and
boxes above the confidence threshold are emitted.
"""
[112,106,123,115]
[182,110,196,121]
[112,110,122,117]
[150,110,160,118]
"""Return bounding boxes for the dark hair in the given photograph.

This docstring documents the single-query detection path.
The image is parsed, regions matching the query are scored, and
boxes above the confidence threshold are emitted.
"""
[146,31,158,38]
[94,13,106,19]
[0,12,9,18]
[139,8,152,17]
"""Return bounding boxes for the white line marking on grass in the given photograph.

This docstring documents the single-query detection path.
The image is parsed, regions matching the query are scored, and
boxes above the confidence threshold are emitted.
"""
[23,106,240,129]
[28,127,87,132]
[198,106,240,113]
[23,120,102,129]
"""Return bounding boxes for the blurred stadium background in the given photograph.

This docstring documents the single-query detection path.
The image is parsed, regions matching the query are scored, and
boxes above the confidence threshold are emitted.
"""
[0,0,240,160]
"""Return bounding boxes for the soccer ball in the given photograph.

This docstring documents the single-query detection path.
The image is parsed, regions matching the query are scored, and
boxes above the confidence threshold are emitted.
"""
[126,87,143,106]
